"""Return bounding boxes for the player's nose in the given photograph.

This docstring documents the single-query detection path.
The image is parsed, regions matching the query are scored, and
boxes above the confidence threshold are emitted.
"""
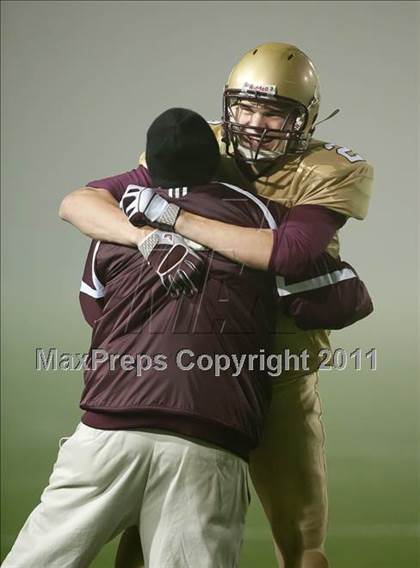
[248,111,265,128]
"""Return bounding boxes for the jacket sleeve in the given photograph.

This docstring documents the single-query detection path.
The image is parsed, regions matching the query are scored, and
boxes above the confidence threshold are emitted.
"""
[277,253,374,330]
[269,204,347,277]
[79,240,105,327]
[86,165,152,203]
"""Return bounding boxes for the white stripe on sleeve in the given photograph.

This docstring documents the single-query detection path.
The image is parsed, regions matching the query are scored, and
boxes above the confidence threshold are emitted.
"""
[276,268,356,297]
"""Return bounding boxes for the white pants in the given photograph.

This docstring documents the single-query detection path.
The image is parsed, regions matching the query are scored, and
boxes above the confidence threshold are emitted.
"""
[3,423,249,568]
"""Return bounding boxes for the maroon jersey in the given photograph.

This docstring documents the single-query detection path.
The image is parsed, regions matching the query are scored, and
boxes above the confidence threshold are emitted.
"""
[80,182,279,460]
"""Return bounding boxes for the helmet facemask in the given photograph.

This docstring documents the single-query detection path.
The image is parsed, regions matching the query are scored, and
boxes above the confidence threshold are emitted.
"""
[222,90,312,163]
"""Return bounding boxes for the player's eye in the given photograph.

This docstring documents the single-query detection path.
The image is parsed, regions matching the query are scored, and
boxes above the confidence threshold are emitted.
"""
[238,104,254,113]
[263,106,288,117]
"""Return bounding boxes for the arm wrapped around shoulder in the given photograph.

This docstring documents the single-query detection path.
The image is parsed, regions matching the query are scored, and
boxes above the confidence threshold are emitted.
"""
[277,254,373,330]
[269,205,347,277]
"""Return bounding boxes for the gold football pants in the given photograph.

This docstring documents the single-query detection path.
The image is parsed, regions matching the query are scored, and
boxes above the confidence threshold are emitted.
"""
[249,372,329,568]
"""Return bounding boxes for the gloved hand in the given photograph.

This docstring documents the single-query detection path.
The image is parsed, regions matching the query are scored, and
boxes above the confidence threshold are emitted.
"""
[121,184,180,231]
[137,229,206,297]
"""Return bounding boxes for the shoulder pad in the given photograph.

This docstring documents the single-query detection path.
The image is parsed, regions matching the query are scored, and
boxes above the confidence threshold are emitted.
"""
[138,150,146,167]
[295,139,374,220]
[208,121,224,152]
[302,139,371,173]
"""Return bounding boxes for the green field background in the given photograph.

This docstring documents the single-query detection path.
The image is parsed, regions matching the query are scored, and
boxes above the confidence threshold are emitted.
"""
[1,2,419,567]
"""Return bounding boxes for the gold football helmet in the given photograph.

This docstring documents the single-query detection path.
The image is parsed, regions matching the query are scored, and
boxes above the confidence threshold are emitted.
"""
[223,42,321,162]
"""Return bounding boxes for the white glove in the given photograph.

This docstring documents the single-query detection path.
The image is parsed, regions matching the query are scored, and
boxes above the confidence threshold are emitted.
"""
[137,230,206,297]
[121,185,180,231]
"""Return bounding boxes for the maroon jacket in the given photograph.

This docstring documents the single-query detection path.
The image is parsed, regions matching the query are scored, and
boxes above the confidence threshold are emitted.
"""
[80,171,373,458]
[80,182,279,460]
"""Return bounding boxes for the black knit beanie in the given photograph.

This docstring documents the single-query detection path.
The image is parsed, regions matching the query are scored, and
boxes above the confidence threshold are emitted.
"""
[146,107,220,188]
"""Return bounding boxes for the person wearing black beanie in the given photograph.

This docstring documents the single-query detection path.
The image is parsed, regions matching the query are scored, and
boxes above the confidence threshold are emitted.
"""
[145,107,221,188]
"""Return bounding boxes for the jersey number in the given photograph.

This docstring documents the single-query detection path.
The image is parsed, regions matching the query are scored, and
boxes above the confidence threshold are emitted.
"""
[324,143,365,163]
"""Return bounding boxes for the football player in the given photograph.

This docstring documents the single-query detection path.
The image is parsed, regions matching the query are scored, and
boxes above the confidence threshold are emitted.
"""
[59,43,374,568]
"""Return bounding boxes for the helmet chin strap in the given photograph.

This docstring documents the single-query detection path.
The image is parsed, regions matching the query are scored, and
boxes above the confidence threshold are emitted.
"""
[236,141,286,162]
[236,127,288,162]
[235,143,289,181]
[236,133,291,161]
